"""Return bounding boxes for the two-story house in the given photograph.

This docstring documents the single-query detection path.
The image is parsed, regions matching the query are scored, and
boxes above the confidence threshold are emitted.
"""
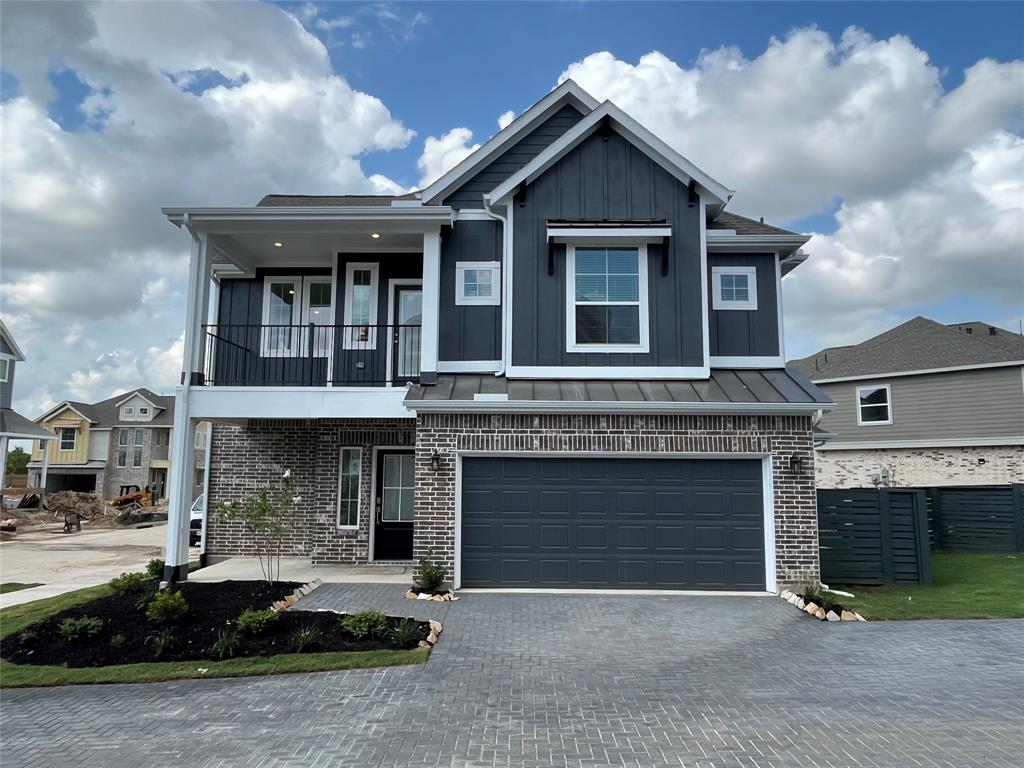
[0,320,56,489]
[791,316,1024,488]
[26,388,208,501]
[160,80,832,590]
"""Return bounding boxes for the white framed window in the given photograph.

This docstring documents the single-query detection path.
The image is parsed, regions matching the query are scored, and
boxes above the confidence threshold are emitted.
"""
[118,429,129,446]
[116,449,128,467]
[260,276,301,356]
[857,384,892,426]
[712,266,758,310]
[343,263,379,350]
[132,448,143,467]
[138,407,149,416]
[566,245,650,353]
[134,429,144,447]
[123,406,135,417]
[0,358,9,383]
[455,261,500,305]
[381,453,414,521]
[59,427,76,451]
[336,447,362,528]
[303,278,334,358]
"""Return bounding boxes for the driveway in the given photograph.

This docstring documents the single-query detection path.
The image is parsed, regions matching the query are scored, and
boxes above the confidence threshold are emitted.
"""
[2,585,1022,767]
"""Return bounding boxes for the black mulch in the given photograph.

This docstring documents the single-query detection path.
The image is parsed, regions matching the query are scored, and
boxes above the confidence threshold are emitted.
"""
[1,580,430,668]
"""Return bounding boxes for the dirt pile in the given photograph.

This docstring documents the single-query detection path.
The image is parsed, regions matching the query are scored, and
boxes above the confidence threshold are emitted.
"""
[44,491,108,519]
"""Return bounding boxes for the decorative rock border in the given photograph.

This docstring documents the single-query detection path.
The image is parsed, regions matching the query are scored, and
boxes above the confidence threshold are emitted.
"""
[271,577,323,612]
[404,589,458,602]
[307,608,444,649]
[779,589,866,622]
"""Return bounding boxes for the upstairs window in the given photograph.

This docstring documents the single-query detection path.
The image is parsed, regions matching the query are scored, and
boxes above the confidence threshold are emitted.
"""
[857,385,892,425]
[566,246,649,353]
[119,429,129,446]
[59,427,76,451]
[712,266,758,311]
[0,358,9,383]
[123,406,135,417]
[138,407,149,417]
[455,262,500,305]
[134,429,144,446]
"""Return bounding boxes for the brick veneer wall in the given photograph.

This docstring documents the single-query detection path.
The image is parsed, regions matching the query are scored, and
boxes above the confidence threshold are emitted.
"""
[206,418,415,564]
[816,445,1024,488]
[414,412,819,588]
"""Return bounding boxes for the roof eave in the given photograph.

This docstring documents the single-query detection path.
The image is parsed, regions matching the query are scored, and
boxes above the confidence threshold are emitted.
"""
[162,205,454,227]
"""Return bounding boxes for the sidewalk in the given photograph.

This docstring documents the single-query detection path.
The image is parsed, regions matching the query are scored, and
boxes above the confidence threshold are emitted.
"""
[189,556,413,585]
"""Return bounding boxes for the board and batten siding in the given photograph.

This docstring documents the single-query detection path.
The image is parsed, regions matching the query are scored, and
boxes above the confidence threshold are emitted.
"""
[444,104,586,209]
[511,130,704,369]
[439,219,502,363]
[817,366,1024,444]
[31,407,91,465]
[708,253,779,358]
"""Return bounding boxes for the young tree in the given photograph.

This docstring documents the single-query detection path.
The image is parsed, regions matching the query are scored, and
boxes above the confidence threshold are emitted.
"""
[214,469,297,584]
[6,446,29,476]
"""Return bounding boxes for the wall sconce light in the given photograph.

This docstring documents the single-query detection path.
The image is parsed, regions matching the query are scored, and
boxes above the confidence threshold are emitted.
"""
[430,451,441,472]
[789,452,804,474]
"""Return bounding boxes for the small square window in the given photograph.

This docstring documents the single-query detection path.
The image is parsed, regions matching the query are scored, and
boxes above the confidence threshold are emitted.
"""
[123,406,135,417]
[857,385,892,425]
[455,262,500,306]
[712,267,758,311]
[138,407,149,416]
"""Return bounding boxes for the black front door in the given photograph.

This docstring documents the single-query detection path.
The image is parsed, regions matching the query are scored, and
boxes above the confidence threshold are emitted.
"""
[373,450,414,560]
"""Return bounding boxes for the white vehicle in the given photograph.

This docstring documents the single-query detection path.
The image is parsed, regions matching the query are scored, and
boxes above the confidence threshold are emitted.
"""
[189,494,204,546]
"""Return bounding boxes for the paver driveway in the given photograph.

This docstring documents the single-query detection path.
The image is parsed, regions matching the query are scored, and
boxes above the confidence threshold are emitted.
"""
[2,584,1023,767]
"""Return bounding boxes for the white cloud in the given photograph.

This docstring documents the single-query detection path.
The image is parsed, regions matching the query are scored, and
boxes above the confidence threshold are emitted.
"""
[417,127,481,187]
[498,110,516,130]
[65,334,184,402]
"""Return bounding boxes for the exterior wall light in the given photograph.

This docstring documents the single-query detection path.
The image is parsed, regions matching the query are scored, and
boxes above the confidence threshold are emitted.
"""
[789,452,805,474]
[430,451,441,472]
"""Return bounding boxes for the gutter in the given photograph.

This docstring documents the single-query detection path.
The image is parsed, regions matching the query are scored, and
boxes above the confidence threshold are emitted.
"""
[404,399,834,416]
[162,205,454,226]
[482,199,510,377]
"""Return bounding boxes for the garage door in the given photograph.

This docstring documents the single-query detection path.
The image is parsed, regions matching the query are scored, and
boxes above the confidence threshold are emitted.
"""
[460,456,766,590]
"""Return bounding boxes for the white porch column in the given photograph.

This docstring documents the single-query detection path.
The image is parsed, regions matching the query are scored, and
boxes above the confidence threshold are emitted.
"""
[420,229,441,384]
[164,229,210,583]
[40,441,49,489]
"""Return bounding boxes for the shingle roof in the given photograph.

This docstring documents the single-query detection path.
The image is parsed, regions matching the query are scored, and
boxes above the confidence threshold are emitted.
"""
[1,408,54,439]
[707,211,799,236]
[790,316,1024,381]
[40,389,175,428]
[257,193,418,207]
[406,369,831,409]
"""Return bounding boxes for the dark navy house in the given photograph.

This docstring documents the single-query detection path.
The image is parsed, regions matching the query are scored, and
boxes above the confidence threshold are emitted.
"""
[161,80,832,591]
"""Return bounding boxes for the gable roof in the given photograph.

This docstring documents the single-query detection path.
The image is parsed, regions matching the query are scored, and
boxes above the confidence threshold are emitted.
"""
[420,80,601,205]
[36,388,176,428]
[0,320,26,361]
[485,100,733,212]
[790,316,1024,382]
[708,211,800,236]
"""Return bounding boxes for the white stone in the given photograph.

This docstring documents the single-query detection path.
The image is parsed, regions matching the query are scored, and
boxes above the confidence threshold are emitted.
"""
[856,613,867,621]
[796,598,805,609]
[841,610,858,622]
[826,610,841,622]
[780,590,793,601]
[416,592,430,600]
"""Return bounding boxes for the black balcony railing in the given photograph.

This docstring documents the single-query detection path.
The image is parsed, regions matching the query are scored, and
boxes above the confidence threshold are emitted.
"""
[201,324,421,387]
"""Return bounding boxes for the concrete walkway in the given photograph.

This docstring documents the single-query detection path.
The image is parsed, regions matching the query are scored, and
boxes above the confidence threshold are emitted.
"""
[189,556,413,584]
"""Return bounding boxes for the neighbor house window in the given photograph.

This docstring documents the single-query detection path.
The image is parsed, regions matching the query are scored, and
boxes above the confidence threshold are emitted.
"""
[156,431,168,447]
[194,430,204,449]
[566,246,649,353]
[59,427,76,451]
[0,359,9,383]
[336,447,362,528]
[117,449,128,467]
[260,277,300,355]
[119,429,129,446]
[123,406,135,417]
[455,262,500,305]
[138,407,149,416]
[133,448,143,467]
[343,263,379,349]
[133,429,144,446]
[712,266,758,311]
[857,385,892,425]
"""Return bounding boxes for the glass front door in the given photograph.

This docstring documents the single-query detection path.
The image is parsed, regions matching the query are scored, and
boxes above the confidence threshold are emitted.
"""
[392,287,422,382]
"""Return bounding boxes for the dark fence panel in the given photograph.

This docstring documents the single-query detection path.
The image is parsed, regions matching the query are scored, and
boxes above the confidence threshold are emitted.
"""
[817,488,932,586]
[925,484,1024,552]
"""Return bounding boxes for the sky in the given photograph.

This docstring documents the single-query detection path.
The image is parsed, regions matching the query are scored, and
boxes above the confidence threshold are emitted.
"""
[1,0,1022,421]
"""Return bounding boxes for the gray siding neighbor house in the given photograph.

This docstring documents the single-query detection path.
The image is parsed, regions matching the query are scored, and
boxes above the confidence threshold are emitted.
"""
[158,79,833,590]
[0,320,56,489]
[791,317,1024,488]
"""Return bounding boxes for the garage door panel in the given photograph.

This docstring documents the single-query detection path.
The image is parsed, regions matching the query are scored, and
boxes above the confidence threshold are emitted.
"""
[460,457,765,590]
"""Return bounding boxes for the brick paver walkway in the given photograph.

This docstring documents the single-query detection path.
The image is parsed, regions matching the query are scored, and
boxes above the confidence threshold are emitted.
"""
[2,584,1022,767]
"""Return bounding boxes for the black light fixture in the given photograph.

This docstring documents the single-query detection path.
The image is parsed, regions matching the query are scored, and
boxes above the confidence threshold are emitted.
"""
[430,451,441,472]
[789,452,805,474]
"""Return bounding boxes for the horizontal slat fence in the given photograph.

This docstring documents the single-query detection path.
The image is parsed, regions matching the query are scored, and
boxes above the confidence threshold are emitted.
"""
[817,488,932,586]
[925,484,1024,552]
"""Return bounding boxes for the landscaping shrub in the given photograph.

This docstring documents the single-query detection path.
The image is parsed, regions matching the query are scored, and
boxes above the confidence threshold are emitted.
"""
[109,571,148,596]
[236,608,279,636]
[417,550,446,593]
[146,559,165,579]
[109,633,126,648]
[146,590,188,625]
[339,610,388,639]
[290,625,321,653]
[59,616,105,641]
[389,619,419,648]
[146,628,175,658]
[211,628,240,660]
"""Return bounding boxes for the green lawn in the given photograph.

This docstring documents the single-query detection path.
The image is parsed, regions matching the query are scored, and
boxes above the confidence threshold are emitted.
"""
[834,552,1024,620]
[0,583,428,687]
[0,583,42,594]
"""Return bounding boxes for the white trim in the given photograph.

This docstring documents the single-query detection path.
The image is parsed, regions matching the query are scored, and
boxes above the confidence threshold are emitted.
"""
[775,252,786,362]
[505,364,708,380]
[386,278,424,384]
[0,320,26,361]
[486,101,733,209]
[547,226,671,244]
[113,391,163,411]
[342,262,380,350]
[856,383,893,426]
[438,360,502,373]
[710,356,786,368]
[406,397,829,415]
[565,244,650,354]
[336,446,362,530]
[302,275,335,359]
[458,588,773,596]
[260,275,302,357]
[503,204,514,371]
[58,426,77,452]
[163,206,454,227]
[421,80,600,205]
[34,402,97,425]
[455,261,501,306]
[453,450,776,592]
[454,209,497,221]
[700,199,710,371]
[187,386,414,421]
[711,266,758,311]
[812,360,1024,384]
[818,436,1024,450]
[421,231,441,373]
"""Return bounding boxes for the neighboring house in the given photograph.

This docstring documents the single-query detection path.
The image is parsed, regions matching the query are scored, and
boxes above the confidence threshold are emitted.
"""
[791,317,1024,488]
[158,79,832,589]
[26,389,208,501]
[0,320,56,488]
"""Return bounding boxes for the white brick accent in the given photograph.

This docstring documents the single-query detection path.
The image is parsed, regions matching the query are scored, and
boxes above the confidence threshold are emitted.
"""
[816,445,1024,488]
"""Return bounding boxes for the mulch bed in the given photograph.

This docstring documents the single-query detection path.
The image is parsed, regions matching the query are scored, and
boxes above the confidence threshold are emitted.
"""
[1,580,429,668]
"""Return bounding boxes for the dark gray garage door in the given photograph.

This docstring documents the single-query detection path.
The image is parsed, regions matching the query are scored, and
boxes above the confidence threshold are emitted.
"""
[460,456,766,590]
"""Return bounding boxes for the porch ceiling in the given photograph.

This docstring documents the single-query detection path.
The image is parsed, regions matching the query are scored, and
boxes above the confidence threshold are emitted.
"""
[212,230,423,270]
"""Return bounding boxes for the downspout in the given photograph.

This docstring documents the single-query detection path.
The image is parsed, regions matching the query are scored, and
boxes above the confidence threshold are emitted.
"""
[482,197,509,376]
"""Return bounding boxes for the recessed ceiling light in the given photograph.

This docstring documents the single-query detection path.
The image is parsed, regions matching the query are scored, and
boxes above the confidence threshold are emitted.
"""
[288,289,295,295]
[370,233,381,239]
[273,241,283,247]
